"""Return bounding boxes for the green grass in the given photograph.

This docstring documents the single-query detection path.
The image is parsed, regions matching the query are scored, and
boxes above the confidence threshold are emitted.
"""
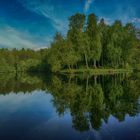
[60,68,133,75]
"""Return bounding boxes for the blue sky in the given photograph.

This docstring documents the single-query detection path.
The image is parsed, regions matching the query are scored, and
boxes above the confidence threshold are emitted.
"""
[0,0,140,49]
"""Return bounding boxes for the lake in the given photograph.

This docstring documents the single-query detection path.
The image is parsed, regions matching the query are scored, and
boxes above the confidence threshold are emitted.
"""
[0,72,140,140]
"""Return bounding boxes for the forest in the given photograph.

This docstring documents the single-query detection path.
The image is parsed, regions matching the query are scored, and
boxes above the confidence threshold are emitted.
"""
[0,48,47,73]
[0,13,140,73]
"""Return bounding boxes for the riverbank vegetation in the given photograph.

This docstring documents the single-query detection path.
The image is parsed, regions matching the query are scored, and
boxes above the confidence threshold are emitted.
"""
[46,13,140,73]
[0,13,140,73]
[0,48,47,73]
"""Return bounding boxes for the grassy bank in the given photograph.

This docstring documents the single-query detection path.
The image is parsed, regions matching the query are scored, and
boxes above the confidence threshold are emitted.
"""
[60,68,133,75]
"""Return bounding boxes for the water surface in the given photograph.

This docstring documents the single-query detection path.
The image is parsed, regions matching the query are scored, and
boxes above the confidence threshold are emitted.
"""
[0,73,140,140]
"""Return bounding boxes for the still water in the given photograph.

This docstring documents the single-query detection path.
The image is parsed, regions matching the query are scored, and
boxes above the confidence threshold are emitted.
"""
[0,72,140,140]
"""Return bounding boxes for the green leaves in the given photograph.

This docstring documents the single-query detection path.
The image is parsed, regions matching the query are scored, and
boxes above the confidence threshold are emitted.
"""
[46,13,139,71]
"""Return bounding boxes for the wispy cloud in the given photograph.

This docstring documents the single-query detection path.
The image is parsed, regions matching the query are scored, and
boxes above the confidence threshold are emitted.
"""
[132,18,140,23]
[0,26,38,49]
[84,0,94,13]
[97,6,138,26]
[18,0,68,32]
[116,6,136,23]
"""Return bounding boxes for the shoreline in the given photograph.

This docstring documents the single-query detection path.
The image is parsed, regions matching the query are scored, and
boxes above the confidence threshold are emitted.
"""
[59,68,133,75]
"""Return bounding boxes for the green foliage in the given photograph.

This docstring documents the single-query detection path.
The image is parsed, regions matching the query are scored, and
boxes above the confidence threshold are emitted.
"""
[0,13,139,73]
[0,48,45,73]
[86,14,102,66]
[45,13,139,72]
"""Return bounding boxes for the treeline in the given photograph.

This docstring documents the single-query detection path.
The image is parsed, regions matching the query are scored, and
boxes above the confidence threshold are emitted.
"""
[0,13,140,73]
[46,13,140,72]
[0,48,47,73]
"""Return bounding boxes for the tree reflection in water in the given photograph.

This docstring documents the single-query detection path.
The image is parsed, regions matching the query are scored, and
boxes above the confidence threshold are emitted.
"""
[45,73,140,131]
[0,72,140,132]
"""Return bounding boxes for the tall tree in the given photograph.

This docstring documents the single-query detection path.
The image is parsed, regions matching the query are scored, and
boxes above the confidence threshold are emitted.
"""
[67,13,86,68]
[98,18,109,66]
[86,14,102,68]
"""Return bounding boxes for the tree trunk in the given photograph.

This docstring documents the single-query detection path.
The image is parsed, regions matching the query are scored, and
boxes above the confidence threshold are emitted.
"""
[68,65,71,70]
[84,53,89,69]
[102,55,104,67]
[94,60,96,68]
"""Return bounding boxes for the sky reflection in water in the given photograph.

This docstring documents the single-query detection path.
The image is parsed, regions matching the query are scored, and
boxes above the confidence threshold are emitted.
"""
[0,73,140,140]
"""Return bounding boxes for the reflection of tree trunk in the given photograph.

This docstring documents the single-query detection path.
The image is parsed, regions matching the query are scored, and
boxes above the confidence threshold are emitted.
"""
[94,76,97,85]
[115,74,116,85]
[119,73,121,83]
[86,76,89,95]
[84,53,89,69]
[15,71,18,80]
[15,63,18,80]
[102,75,104,88]
[68,75,72,84]
[118,56,120,67]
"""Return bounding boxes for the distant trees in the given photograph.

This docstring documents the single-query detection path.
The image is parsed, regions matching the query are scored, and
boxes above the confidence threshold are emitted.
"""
[46,13,139,72]
[0,48,45,73]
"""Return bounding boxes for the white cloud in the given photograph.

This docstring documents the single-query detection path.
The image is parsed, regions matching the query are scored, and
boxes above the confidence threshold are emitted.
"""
[84,0,94,13]
[0,26,38,49]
